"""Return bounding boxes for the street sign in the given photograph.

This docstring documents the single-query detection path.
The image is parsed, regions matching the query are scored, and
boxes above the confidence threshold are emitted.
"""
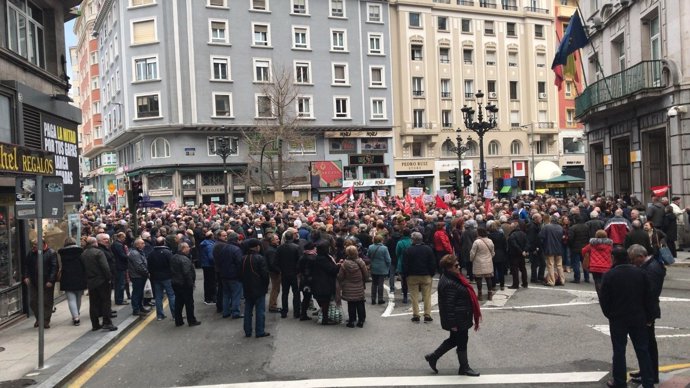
[137,200,165,208]
[42,176,64,218]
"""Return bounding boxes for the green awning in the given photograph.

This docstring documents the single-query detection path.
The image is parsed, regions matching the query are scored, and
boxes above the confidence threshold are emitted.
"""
[500,186,511,194]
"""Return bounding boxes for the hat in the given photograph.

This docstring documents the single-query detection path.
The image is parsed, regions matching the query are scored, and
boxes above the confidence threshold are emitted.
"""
[672,196,681,201]
[245,238,261,249]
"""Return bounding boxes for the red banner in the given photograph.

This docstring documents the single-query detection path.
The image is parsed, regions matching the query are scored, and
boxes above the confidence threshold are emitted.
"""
[332,186,354,205]
[651,185,670,197]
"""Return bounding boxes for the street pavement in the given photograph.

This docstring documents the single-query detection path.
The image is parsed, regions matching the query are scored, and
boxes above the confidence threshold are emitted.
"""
[1,256,689,388]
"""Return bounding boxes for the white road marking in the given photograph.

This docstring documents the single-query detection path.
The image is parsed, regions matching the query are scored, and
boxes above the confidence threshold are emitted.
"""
[180,372,609,388]
[588,324,690,338]
[387,301,599,317]
[483,287,517,308]
[382,284,395,317]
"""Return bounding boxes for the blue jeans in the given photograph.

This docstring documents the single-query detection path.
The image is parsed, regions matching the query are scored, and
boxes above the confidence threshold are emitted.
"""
[115,270,126,304]
[570,252,590,282]
[153,279,176,319]
[131,277,147,313]
[244,295,266,337]
[222,279,243,318]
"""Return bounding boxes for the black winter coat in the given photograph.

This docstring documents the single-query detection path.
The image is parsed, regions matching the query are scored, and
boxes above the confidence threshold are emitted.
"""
[148,246,173,281]
[240,253,270,299]
[276,242,301,277]
[488,231,508,264]
[662,213,678,242]
[600,264,653,324]
[310,254,339,300]
[111,240,129,271]
[640,258,666,320]
[507,229,528,259]
[97,244,116,279]
[460,228,477,263]
[525,222,542,254]
[403,243,436,277]
[438,271,474,331]
[568,222,590,254]
[23,247,58,285]
[58,245,86,291]
[216,243,243,280]
[170,253,195,288]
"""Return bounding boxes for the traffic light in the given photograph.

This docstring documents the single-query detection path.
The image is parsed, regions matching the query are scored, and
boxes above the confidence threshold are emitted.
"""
[463,168,472,187]
[131,180,143,203]
[449,168,458,187]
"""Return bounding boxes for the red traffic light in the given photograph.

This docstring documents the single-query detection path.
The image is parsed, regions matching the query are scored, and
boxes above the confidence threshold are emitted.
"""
[462,169,471,175]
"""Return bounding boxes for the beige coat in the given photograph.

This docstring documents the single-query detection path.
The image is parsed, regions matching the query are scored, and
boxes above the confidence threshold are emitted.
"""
[470,237,495,276]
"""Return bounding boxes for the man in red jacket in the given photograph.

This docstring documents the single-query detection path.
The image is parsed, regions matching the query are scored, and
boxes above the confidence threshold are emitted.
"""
[604,209,631,246]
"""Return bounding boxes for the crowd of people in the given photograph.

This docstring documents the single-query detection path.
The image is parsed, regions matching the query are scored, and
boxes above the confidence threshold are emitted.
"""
[21,191,682,381]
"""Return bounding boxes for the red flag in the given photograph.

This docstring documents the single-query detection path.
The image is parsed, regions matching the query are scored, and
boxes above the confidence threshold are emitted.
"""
[553,64,564,90]
[375,193,386,208]
[415,194,425,210]
[405,192,413,205]
[167,199,178,211]
[354,193,364,212]
[332,186,354,205]
[651,185,670,197]
[395,196,405,210]
[435,195,449,210]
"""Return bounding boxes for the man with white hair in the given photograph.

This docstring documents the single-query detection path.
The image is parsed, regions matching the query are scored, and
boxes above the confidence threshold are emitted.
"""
[604,208,631,246]
[403,232,436,323]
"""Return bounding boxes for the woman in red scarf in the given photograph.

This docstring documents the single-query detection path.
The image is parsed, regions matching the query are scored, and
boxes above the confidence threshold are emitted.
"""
[425,254,482,376]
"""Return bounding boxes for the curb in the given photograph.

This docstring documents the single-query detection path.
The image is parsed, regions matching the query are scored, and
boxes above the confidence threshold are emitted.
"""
[671,261,690,268]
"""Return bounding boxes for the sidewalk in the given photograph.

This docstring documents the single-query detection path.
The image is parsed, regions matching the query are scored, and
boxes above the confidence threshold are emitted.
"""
[672,250,690,267]
[0,295,140,387]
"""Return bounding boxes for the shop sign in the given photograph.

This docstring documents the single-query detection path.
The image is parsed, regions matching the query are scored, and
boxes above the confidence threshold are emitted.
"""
[395,159,433,171]
[42,114,80,202]
[436,160,473,171]
[102,166,117,174]
[200,186,224,194]
[183,190,196,196]
[148,189,173,197]
[343,178,395,187]
[349,154,385,165]
[0,141,55,175]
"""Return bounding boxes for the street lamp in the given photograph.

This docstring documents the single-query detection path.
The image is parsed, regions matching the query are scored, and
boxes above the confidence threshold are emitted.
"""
[446,130,473,206]
[460,90,499,196]
[520,124,537,192]
[215,132,236,205]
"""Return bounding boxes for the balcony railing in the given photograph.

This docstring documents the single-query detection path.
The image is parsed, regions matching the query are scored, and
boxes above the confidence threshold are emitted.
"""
[441,92,452,98]
[457,0,474,5]
[502,5,518,10]
[576,60,666,117]
[524,6,549,13]
[480,0,497,8]
[412,90,424,97]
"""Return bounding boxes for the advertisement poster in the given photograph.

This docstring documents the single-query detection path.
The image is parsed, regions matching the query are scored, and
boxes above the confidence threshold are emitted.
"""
[310,161,343,188]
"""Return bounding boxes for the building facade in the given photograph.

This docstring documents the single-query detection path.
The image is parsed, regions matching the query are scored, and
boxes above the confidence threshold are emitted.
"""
[0,0,81,325]
[93,0,395,204]
[576,0,689,203]
[389,0,560,196]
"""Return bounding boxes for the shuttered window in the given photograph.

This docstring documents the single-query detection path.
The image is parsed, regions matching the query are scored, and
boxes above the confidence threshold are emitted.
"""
[132,20,156,45]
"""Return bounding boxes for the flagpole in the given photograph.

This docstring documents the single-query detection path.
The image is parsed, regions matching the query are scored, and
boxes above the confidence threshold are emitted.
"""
[574,0,613,99]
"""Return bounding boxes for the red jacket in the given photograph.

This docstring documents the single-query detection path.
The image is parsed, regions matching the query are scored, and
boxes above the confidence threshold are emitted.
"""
[581,238,612,274]
[433,230,453,254]
[604,216,631,245]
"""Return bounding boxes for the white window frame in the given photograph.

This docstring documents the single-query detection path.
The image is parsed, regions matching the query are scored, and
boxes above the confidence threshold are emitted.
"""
[209,19,229,44]
[330,29,347,52]
[251,0,269,12]
[291,0,308,15]
[207,0,228,8]
[408,12,422,28]
[292,26,310,50]
[252,23,271,47]
[253,58,272,83]
[150,137,170,159]
[130,17,158,46]
[333,96,351,119]
[294,60,312,84]
[134,92,161,120]
[212,92,234,118]
[332,63,349,86]
[370,98,386,120]
[368,33,384,55]
[329,0,346,18]
[296,95,314,119]
[369,66,385,88]
[437,16,449,32]
[510,140,521,155]
[132,54,159,82]
[210,56,231,81]
[488,140,500,156]
[255,94,274,118]
[367,3,382,23]
[129,0,156,8]
[288,137,317,155]
[91,76,99,90]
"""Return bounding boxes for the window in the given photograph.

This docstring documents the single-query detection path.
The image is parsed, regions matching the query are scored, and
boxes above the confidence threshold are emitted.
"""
[566,109,575,127]
[254,59,271,82]
[488,141,500,155]
[213,93,233,117]
[201,172,223,186]
[484,21,495,35]
[506,22,516,37]
[211,57,230,80]
[464,80,474,98]
[411,44,423,60]
[292,0,307,14]
[563,137,584,153]
[91,77,99,90]
[136,94,160,118]
[93,101,101,114]
[536,53,546,68]
[413,109,425,128]
[534,25,544,38]
[463,49,473,64]
[510,140,521,155]
[252,23,270,46]
[466,140,478,156]
[151,137,170,158]
[331,29,347,51]
[510,110,520,127]
[461,19,472,33]
[442,110,452,128]
[7,0,45,67]
[295,61,311,84]
[288,138,316,155]
[208,0,227,7]
[334,97,350,118]
[371,98,386,120]
[508,51,518,67]
[251,0,268,11]
[367,3,381,22]
[256,95,273,118]
[439,47,450,63]
[538,110,548,122]
[344,166,358,180]
[330,0,345,17]
[90,52,98,65]
[650,17,660,60]
[297,96,313,118]
[409,12,421,27]
[370,66,384,87]
[412,77,424,97]
[207,137,239,156]
[487,80,496,95]
[440,79,451,98]
[181,174,196,189]
[131,0,155,6]
[437,16,448,31]
[293,26,309,49]
[485,50,496,65]
[368,33,383,55]
[362,166,388,179]
[411,142,423,157]
[441,139,455,157]
[509,81,518,100]
[614,38,625,72]
[209,20,228,43]
[132,19,157,45]
[565,81,574,97]
[535,140,546,155]
[332,63,349,85]
[538,82,546,99]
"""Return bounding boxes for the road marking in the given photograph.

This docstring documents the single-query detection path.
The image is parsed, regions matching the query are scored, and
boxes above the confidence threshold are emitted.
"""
[387,301,599,317]
[382,284,395,317]
[588,324,690,338]
[483,287,517,308]
[69,303,160,386]
[180,372,609,388]
[659,363,690,372]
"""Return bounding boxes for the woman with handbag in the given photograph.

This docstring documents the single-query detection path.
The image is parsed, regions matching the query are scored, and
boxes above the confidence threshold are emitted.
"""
[337,246,369,328]
[581,230,612,296]
[661,207,677,258]
[469,228,495,301]
[644,221,666,258]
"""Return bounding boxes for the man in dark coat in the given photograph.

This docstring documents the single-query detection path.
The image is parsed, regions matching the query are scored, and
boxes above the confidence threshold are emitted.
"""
[624,220,653,254]
[23,238,58,328]
[629,244,666,385]
[170,242,200,327]
[646,196,665,229]
[240,239,270,338]
[216,231,244,318]
[275,230,301,318]
[127,238,150,317]
[81,237,117,331]
[459,220,478,280]
[111,232,129,305]
[525,213,545,283]
[198,231,217,304]
[539,216,565,286]
[599,248,654,388]
[568,214,591,283]
[148,237,176,320]
[212,229,229,313]
[263,233,281,313]
[404,232,436,323]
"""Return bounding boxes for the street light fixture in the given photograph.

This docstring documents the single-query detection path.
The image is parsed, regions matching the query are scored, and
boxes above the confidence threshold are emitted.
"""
[520,124,537,192]
[215,129,236,205]
[460,90,499,196]
[446,130,473,206]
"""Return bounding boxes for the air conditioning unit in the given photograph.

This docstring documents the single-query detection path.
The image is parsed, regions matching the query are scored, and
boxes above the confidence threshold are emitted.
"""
[539,92,547,99]
[488,92,497,99]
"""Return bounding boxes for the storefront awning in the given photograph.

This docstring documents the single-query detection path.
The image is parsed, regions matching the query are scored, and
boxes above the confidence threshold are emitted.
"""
[500,186,511,194]
[534,161,562,181]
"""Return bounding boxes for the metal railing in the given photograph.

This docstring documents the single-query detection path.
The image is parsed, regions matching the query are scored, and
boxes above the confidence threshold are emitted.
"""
[480,0,497,8]
[576,60,665,116]
[457,0,474,5]
[524,6,549,13]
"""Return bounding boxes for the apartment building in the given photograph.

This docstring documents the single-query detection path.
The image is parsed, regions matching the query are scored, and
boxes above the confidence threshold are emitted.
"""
[93,0,395,204]
[389,0,560,195]
[576,0,689,203]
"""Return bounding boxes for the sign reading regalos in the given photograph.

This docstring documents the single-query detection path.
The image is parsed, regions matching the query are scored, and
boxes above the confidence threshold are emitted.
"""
[310,161,343,188]
[43,114,80,202]
[0,142,55,175]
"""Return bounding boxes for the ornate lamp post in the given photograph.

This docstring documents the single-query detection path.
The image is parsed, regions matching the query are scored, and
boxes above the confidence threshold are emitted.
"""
[215,134,236,205]
[460,90,499,195]
[446,130,472,206]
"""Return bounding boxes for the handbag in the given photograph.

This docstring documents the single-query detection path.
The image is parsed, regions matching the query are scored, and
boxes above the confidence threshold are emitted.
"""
[317,301,343,325]
[658,246,675,265]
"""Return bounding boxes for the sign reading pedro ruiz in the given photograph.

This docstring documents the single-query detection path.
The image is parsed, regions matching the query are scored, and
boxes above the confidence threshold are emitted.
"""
[42,114,80,202]
[0,142,55,175]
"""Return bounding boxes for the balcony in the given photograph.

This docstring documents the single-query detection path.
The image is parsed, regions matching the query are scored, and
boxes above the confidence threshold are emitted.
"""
[412,90,424,97]
[576,60,666,118]
[524,6,549,14]
[479,0,497,8]
[441,92,452,98]
[502,5,518,11]
[457,0,474,5]
[557,4,576,18]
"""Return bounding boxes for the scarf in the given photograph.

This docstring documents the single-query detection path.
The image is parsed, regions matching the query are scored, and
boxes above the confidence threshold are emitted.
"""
[453,271,482,331]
